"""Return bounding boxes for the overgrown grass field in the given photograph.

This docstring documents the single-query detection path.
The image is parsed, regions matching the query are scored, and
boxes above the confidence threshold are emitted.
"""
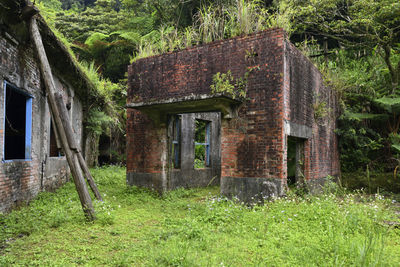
[1,166,399,266]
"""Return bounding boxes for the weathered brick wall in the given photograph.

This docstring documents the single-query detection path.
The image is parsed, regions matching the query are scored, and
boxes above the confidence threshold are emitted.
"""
[128,29,285,103]
[127,28,340,199]
[128,29,287,185]
[285,41,340,183]
[126,109,166,173]
[0,33,83,212]
[0,35,42,211]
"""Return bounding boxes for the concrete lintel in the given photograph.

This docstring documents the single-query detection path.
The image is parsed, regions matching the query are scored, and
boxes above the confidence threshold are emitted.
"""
[126,93,242,122]
[284,120,312,139]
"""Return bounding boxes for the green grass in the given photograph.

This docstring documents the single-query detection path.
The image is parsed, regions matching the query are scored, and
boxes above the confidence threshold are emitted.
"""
[1,166,399,266]
[342,172,400,196]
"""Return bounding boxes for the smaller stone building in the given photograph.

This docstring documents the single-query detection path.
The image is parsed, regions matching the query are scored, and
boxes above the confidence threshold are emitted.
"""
[126,28,340,201]
[0,1,100,212]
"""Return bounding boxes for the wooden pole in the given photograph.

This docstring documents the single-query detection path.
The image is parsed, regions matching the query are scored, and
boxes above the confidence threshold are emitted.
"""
[54,93,103,201]
[77,152,103,201]
[30,16,96,220]
[54,93,78,149]
[49,106,101,203]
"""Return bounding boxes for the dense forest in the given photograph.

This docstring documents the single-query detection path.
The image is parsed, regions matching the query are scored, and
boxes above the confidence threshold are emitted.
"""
[37,0,400,176]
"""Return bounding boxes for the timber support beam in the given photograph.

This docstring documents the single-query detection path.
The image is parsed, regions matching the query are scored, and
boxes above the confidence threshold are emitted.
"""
[29,15,102,220]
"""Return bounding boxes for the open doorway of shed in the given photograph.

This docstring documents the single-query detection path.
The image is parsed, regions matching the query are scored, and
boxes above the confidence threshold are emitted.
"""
[98,129,126,166]
[287,136,305,187]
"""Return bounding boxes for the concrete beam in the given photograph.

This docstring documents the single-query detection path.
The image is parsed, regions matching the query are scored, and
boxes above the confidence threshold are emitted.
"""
[127,93,243,125]
[284,120,312,139]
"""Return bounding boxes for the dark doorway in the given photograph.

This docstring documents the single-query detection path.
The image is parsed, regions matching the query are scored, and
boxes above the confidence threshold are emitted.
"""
[287,136,305,186]
[171,115,181,169]
[98,133,110,166]
[287,137,297,186]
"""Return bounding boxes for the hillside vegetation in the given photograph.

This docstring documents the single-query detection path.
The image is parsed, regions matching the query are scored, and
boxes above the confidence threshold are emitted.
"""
[35,0,400,184]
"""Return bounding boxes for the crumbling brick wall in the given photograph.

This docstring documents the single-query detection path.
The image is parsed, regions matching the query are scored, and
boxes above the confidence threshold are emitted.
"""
[0,33,83,212]
[284,41,340,188]
[127,28,340,200]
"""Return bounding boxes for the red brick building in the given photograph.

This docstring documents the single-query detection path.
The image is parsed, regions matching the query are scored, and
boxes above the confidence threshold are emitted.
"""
[126,28,340,201]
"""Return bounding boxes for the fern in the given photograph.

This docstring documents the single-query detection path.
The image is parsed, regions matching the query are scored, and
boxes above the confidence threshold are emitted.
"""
[374,97,400,114]
[84,32,109,46]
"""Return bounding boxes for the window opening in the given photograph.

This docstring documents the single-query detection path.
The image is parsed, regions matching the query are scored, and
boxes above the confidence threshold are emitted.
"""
[49,120,61,157]
[194,119,210,169]
[3,82,32,160]
[171,115,181,168]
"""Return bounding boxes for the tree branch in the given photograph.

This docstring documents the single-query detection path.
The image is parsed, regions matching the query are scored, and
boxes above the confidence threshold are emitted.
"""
[382,45,398,94]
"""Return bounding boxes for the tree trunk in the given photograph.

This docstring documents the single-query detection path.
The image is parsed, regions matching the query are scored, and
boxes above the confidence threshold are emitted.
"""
[382,45,399,95]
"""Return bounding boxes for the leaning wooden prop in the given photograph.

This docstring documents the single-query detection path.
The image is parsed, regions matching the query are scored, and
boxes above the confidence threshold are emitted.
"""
[26,2,102,220]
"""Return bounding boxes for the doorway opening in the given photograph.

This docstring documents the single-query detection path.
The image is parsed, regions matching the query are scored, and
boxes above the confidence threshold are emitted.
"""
[167,112,221,189]
[287,136,305,187]
[171,115,181,169]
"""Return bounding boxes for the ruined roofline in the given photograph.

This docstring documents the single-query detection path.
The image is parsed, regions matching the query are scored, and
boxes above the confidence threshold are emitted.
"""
[36,20,91,85]
[130,27,287,65]
[129,27,331,98]
[284,39,329,85]
[127,26,288,107]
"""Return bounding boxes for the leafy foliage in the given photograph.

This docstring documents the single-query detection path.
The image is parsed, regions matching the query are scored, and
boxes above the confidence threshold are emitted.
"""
[194,120,208,168]
[79,60,126,146]
[210,70,248,99]
[36,0,400,173]
[280,0,400,93]
[131,0,283,61]
[281,0,400,172]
